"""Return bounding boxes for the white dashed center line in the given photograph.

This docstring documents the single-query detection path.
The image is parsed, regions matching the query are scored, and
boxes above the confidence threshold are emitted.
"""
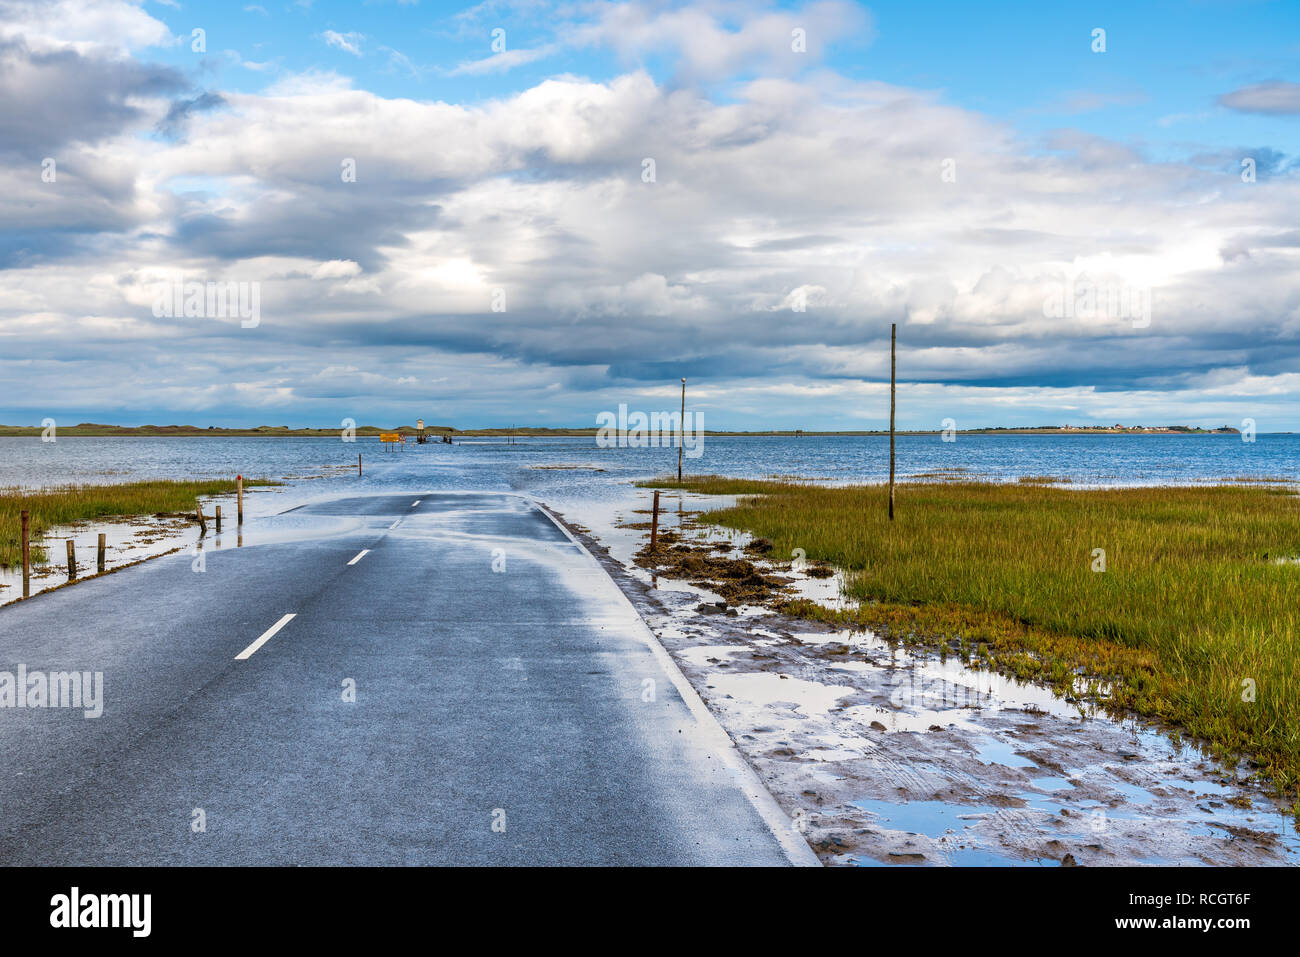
[347,549,370,566]
[235,613,296,661]
[389,520,401,529]
[411,500,421,507]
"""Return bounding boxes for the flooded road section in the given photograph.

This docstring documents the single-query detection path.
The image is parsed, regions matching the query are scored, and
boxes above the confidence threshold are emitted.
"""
[7,439,1298,866]
[553,486,1300,867]
[0,487,361,606]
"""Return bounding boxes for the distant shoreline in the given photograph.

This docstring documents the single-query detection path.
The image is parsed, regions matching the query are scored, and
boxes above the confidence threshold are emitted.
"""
[0,424,1256,438]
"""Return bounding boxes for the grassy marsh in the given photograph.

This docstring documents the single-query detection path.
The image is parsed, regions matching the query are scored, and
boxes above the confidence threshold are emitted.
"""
[0,479,278,568]
[641,476,1300,800]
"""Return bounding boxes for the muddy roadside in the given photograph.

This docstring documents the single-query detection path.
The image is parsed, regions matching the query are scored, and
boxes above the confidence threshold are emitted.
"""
[550,488,1300,867]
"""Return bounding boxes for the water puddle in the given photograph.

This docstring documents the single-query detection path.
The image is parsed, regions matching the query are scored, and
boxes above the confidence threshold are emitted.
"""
[849,798,1025,866]
[972,736,1040,769]
[704,671,855,717]
[1029,776,1074,791]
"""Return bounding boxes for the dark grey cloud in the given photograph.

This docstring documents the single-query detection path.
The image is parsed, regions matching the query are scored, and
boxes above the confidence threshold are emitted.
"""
[1220,229,1300,262]
[0,38,185,157]
[172,191,438,271]
[157,91,227,139]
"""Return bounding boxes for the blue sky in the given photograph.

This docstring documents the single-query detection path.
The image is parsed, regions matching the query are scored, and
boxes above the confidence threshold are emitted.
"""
[147,0,1299,156]
[1,0,1299,429]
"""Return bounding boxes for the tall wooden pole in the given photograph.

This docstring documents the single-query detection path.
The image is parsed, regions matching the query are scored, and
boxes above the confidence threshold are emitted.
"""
[20,510,30,598]
[889,323,896,521]
[650,490,661,551]
[677,377,686,483]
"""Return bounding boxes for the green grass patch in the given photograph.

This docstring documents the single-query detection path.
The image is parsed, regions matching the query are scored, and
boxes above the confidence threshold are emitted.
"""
[641,475,1300,800]
[0,479,279,568]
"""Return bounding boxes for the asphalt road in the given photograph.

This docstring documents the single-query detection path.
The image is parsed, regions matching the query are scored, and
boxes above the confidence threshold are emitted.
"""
[0,490,811,865]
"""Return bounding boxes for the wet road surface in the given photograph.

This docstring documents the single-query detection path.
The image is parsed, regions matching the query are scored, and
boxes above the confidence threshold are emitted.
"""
[0,491,812,865]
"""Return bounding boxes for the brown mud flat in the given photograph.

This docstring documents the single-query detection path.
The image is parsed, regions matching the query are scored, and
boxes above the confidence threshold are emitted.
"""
[554,496,1300,867]
[632,529,835,605]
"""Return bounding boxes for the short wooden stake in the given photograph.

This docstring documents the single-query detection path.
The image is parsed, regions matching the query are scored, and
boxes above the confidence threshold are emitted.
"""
[358,452,362,476]
[650,490,661,551]
[196,503,207,536]
[97,533,106,573]
[215,505,222,533]
[66,539,76,581]
[237,475,244,525]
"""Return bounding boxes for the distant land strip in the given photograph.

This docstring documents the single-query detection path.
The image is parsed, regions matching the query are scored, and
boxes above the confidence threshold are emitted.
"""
[0,423,1255,437]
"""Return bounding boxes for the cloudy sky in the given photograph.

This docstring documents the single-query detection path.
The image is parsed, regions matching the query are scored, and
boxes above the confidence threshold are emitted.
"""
[1,0,1298,430]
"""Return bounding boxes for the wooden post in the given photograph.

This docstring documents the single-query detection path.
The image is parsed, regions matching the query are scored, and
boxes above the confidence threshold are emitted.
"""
[650,490,661,551]
[677,377,686,482]
[97,533,106,573]
[358,452,362,476]
[20,510,30,598]
[215,505,222,533]
[889,322,897,522]
[66,539,76,581]
[196,503,207,536]
[237,475,244,525]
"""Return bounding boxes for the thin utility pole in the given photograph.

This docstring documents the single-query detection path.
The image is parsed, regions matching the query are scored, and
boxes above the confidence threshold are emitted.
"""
[889,323,896,521]
[678,377,686,482]
[20,509,30,598]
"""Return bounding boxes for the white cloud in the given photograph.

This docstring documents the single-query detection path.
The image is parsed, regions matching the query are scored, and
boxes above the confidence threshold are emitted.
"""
[1,0,1299,428]
[566,0,871,81]
[321,30,364,57]
[1218,81,1300,115]
[447,44,554,75]
[311,260,362,280]
[0,0,171,54]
